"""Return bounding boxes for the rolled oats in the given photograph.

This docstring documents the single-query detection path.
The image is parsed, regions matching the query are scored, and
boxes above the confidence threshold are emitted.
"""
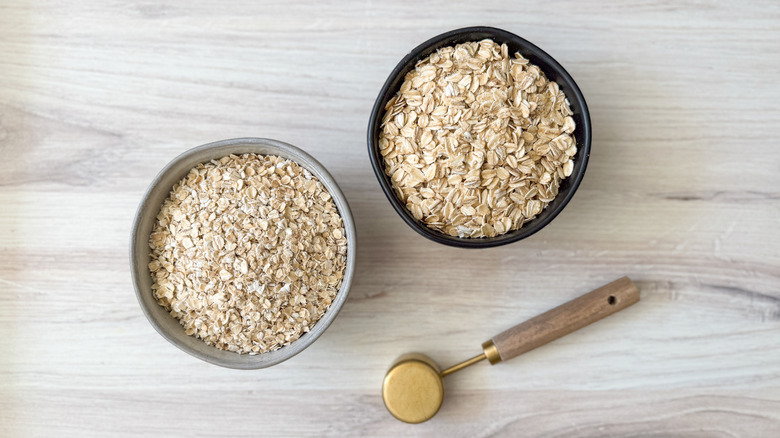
[379,39,577,238]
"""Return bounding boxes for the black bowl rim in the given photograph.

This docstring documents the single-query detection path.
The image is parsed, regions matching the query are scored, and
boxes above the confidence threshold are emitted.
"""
[367,26,591,248]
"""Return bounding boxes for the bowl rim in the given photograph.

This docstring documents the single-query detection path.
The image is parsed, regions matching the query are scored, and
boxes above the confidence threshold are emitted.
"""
[367,26,591,248]
[130,137,356,369]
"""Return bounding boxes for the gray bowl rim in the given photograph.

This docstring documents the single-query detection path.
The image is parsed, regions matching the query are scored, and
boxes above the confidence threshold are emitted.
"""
[367,26,592,248]
[130,137,356,369]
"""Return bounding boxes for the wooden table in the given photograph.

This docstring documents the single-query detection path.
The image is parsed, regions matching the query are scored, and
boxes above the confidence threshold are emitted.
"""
[2,1,779,436]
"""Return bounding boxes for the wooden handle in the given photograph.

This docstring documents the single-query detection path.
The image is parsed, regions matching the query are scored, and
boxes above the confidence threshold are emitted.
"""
[487,277,640,362]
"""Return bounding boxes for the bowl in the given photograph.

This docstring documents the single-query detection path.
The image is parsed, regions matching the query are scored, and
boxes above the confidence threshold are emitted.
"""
[367,26,591,248]
[130,138,357,369]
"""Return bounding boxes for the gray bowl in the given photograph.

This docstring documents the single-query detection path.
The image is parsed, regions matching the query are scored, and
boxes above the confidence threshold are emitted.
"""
[130,138,356,369]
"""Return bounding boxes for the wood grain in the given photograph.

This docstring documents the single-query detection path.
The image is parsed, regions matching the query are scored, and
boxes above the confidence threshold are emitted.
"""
[490,277,640,361]
[1,1,779,437]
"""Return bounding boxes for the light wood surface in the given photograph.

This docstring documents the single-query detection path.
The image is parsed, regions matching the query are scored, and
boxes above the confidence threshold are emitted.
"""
[2,1,780,436]
[490,277,640,362]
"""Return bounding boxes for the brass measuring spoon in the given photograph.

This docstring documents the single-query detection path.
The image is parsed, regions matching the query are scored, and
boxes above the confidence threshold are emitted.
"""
[382,277,640,423]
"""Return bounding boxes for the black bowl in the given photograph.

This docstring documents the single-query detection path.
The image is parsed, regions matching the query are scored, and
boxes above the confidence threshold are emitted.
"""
[367,26,591,248]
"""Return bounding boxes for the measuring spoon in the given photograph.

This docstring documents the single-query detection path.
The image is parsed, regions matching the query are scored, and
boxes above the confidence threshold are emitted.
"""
[382,276,640,423]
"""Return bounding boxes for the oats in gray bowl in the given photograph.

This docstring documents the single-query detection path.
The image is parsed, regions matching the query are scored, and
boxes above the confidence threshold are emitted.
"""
[149,153,348,355]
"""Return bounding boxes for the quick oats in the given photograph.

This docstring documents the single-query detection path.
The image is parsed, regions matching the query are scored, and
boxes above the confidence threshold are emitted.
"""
[149,154,347,354]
